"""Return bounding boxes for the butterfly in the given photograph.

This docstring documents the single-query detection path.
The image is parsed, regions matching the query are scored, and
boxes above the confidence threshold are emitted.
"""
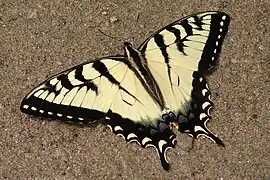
[21,11,230,170]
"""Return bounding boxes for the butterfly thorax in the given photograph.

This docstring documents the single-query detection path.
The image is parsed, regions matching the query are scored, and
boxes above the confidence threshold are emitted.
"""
[123,42,147,69]
[123,42,166,108]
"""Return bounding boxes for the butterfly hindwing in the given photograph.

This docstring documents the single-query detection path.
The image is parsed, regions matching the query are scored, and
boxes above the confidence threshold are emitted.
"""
[179,72,224,146]
[105,110,176,170]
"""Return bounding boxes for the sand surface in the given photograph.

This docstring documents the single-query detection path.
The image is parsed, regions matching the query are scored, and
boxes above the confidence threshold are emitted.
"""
[0,0,269,179]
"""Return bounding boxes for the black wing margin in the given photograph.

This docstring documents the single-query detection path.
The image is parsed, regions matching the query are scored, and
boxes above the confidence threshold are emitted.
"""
[198,12,230,74]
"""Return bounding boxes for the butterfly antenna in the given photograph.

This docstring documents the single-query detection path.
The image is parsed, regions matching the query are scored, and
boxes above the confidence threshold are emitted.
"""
[135,14,140,26]
[127,13,141,42]
[98,29,122,43]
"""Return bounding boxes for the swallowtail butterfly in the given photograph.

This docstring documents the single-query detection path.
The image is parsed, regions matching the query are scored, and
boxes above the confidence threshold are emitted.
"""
[21,11,230,170]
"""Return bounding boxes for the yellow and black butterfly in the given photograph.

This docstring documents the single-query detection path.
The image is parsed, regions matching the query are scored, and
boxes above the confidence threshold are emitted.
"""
[21,11,230,170]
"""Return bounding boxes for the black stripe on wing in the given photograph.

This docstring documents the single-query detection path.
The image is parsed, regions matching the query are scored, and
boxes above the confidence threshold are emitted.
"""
[181,19,193,36]
[92,61,120,85]
[192,16,203,29]
[153,34,173,87]
[75,66,98,93]
[92,60,142,103]
[57,74,73,90]
[105,110,176,171]
[165,26,185,53]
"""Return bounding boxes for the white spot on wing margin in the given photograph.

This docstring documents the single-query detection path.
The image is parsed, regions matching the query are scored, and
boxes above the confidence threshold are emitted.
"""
[194,126,207,133]
[107,125,113,132]
[57,113,63,117]
[222,15,227,20]
[114,126,123,131]
[127,133,137,140]
[158,140,167,155]
[199,113,207,120]
[202,89,208,96]
[202,101,211,110]
[31,107,37,111]
[23,105,29,109]
[142,137,152,146]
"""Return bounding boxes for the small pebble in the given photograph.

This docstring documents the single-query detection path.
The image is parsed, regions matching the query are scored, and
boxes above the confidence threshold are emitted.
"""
[110,16,118,23]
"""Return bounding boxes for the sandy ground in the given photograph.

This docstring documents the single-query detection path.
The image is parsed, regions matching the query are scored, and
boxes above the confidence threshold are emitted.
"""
[1,0,269,179]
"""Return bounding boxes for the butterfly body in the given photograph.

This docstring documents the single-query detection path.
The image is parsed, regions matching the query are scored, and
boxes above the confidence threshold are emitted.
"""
[21,11,230,170]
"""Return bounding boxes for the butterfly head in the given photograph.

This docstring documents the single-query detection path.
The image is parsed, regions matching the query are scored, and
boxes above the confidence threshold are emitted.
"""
[123,42,143,67]
[123,42,134,57]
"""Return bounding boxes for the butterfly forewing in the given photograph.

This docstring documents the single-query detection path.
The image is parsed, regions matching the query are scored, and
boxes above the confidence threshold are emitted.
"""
[21,57,162,124]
